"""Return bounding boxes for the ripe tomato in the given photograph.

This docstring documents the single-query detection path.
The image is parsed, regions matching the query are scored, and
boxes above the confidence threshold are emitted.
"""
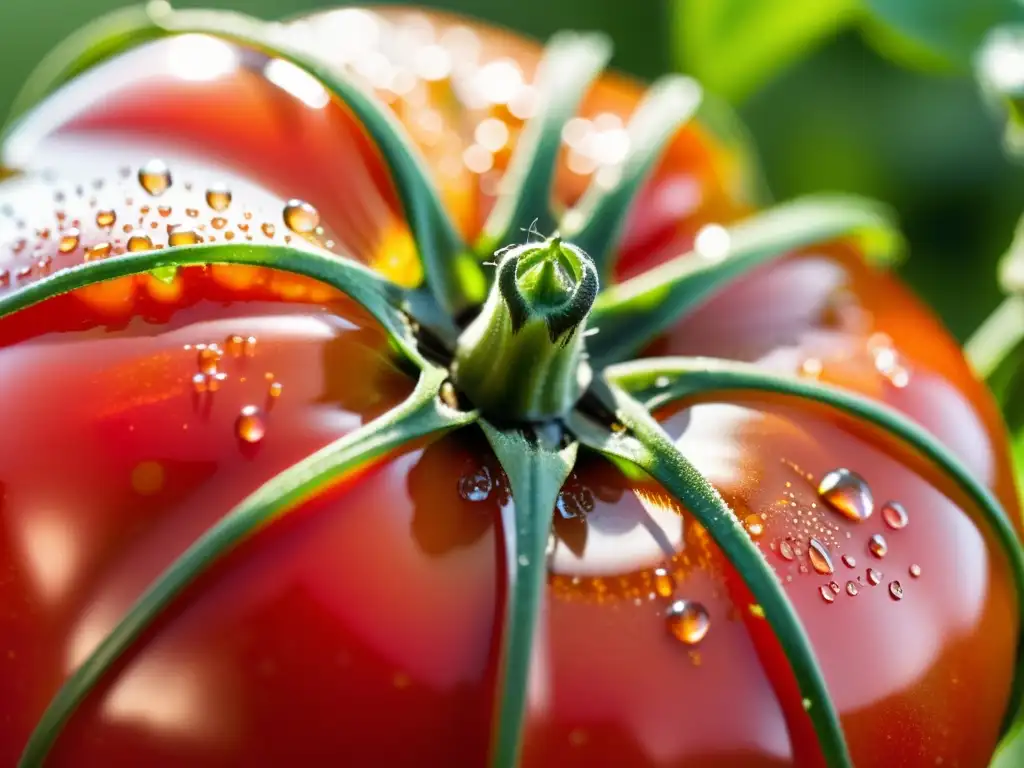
[0,6,1018,768]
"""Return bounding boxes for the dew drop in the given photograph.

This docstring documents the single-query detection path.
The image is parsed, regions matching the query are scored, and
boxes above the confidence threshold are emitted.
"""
[743,514,764,538]
[168,229,201,247]
[236,405,266,443]
[57,228,80,253]
[185,208,200,218]
[889,580,904,600]
[868,533,888,559]
[866,568,882,586]
[665,600,710,645]
[191,373,207,393]
[84,242,111,261]
[197,346,223,375]
[269,381,283,398]
[817,468,873,522]
[882,501,909,530]
[778,538,795,561]
[139,159,172,196]
[807,538,834,575]
[283,199,320,234]
[653,567,674,598]
[261,222,276,238]
[819,585,835,603]
[458,465,493,501]
[225,335,244,356]
[126,234,153,252]
[96,209,116,228]
[157,205,172,217]
[206,185,232,211]
[909,563,921,578]
[211,216,228,230]
[846,581,859,596]
[829,581,840,594]
[841,554,856,568]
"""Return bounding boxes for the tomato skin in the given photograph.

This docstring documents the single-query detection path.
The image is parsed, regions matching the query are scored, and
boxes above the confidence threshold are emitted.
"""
[0,7,1019,768]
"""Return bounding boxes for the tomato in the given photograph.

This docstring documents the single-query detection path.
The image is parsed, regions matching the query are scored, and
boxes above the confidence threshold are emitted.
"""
[0,6,1018,768]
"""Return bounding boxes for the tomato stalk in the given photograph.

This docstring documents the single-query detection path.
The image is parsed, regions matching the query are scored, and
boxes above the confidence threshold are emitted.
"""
[454,237,598,421]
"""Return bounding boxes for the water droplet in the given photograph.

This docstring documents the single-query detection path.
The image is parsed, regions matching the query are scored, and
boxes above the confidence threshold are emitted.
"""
[778,538,796,561]
[868,533,888,559]
[866,568,882,586]
[168,228,201,247]
[817,468,873,522]
[211,216,228,230]
[841,554,856,568]
[889,580,903,600]
[126,234,153,252]
[84,242,111,261]
[802,698,813,711]
[800,358,823,378]
[882,501,909,530]
[743,514,764,538]
[206,185,232,211]
[191,373,207,393]
[846,581,859,596]
[653,567,674,598]
[236,405,266,443]
[909,563,921,578]
[517,554,530,567]
[58,228,80,253]
[819,585,835,603]
[665,600,710,645]
[261,222,276,238]
[157,205,172,217]
[269,381,283,398]
[96,209,116,228]
[283,199,320,234]
[458,465,493,501]
[808,538,834,575]
[225,335,244,356]
[197,346,223,375]
[829,581,841,594]
[139,159,172,196]
[244,336,257,356]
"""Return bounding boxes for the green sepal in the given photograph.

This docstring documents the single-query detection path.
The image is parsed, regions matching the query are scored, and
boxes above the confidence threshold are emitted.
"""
[18,367,476,768]
[477,31,611,254]
[607,354,1024,740]
[561,75,703,277]
[0,242,446,370]
[480,422,578,768]
[567,385,853,768]
[1,2,482,317]
[587,195,902,365]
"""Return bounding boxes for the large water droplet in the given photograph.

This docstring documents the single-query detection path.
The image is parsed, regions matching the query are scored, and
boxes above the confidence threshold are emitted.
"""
[236,405,266,443]
[84,243,111,261]
[841,554,856,569]
[206,185,232,211]
[882,501,909,530]
[139,159,172,196]
[653,567,675,598]
[283,199,320,234]
[868,533,888,559]
[126,233,153,252]
[58,228,80,254]
[909,563,921,578]
[458,465,493,501]
[866,568,882,586]
[888,581,903,600]
[817,468,873,522]
[808,538,834,575]
[96,209,116,228]
[197,346,223,376]
[778,538,796,561]
[168,228,201,247]
[665,600,710,645]
[845,581,859,596]
[819,585,835,603]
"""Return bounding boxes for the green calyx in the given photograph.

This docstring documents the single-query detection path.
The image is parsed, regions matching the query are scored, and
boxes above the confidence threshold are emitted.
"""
[453,238,598,421]
[2,6,1020,768]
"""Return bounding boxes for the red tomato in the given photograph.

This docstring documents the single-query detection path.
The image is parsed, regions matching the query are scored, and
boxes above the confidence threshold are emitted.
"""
[0,7,1018,768]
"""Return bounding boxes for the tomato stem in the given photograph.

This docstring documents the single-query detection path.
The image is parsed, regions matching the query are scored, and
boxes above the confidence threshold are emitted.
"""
[453,237,598,421]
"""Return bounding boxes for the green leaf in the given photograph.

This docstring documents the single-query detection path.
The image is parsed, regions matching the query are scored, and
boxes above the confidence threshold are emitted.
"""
[0,242,443,370]
[978,26,1024,159]
[568,386,853,768]
[671,0,860,103]
[2,2,482,317]
[607,354,1024,741]
[561,75,703,277]
[480,422,578,768]
[587,195,901,365]
[478,32,611,253]
[18,367,476,768]
[865,0,1024,70]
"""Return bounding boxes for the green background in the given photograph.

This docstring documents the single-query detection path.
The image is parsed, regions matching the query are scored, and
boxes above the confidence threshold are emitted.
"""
[0,0,1021,340]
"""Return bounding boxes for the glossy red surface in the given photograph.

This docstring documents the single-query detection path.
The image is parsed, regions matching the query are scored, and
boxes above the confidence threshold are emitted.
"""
[0,7,1018,768]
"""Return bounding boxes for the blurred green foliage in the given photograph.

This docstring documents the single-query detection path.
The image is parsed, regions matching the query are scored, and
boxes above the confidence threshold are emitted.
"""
[0,0,1021,340]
